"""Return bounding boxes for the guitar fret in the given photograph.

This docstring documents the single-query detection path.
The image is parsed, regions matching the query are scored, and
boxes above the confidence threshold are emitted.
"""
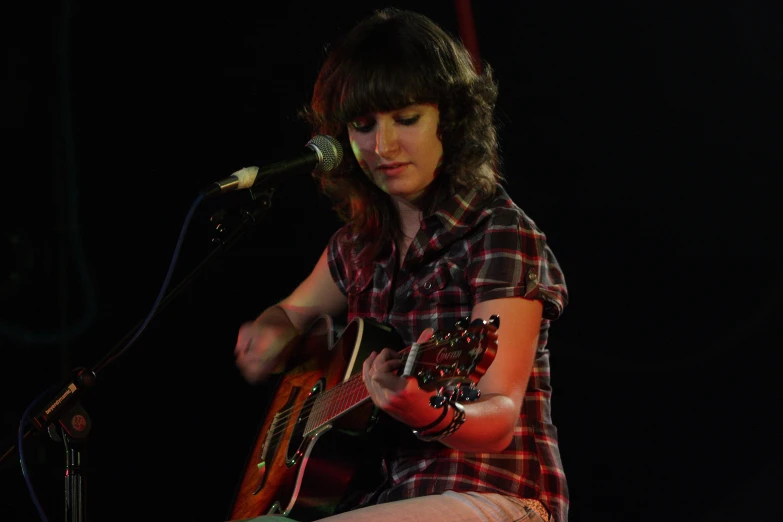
[307,405,317,434]
[316,401,324,427]
[305,374,366,435]
[337,384,346,415]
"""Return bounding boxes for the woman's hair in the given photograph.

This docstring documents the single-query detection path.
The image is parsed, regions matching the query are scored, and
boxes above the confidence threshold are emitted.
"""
[302,8,500,263]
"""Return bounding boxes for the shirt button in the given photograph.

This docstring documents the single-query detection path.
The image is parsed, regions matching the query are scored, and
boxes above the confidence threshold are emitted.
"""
[424,281,432,290]
[527,271,538,281]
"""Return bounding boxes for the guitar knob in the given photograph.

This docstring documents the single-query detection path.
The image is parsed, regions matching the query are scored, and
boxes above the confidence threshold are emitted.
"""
[489,315,500,329]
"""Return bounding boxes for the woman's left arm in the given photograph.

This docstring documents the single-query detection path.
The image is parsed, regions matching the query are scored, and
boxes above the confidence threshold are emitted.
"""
[436,296,542,452]
[366,296,542,453]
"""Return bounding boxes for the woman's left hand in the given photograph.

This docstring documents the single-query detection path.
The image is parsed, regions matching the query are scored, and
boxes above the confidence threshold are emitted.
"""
[362,328,435,425]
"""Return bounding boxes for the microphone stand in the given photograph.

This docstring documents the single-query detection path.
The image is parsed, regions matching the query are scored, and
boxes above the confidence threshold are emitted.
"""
[1,185,278,522]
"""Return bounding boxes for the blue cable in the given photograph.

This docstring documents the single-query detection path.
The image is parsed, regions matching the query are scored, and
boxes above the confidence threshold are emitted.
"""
[100,191,205,367]
[18,386,55,522]
[17,191,206,520]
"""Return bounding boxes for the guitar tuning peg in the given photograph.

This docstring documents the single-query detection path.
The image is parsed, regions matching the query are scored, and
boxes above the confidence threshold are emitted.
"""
[469,318,486,328]
[429,395,448,409]
[489,315,500,329]
[455,317,471,330]
[458,385,481,402]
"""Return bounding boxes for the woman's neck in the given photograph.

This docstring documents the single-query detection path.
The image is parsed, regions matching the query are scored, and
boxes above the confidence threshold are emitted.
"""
[393,196,424,240]
[391,196,423,264]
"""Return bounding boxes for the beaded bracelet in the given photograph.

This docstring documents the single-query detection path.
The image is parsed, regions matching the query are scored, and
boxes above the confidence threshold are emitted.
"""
[412,402,466,442]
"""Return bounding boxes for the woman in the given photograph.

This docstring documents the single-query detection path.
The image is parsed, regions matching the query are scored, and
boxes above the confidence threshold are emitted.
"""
[235,8,569,522]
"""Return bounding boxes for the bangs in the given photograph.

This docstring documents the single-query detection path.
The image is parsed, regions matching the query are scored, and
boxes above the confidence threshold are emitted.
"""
[336,64,437,123]
[329,26,443,123]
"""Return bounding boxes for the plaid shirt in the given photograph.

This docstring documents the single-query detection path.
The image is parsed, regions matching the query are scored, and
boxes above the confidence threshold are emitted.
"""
[327,185,569,522]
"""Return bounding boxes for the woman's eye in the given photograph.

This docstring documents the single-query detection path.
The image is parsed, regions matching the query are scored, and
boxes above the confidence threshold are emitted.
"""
[397,115,420,126]
[350,114,419,132]
[350,120,374,133]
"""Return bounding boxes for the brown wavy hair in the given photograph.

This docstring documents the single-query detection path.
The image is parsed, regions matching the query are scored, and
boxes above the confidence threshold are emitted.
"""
[301,8,501,264]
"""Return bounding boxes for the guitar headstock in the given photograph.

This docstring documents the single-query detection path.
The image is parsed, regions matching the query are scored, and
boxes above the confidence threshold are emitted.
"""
[400,315,499,392]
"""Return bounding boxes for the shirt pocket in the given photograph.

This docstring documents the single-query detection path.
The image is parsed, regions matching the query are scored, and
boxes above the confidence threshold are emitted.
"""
[414,266,449,296]
[413,261,468,308]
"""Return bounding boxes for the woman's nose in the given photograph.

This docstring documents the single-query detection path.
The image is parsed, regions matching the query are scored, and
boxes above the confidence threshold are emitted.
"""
[375,120,399,157]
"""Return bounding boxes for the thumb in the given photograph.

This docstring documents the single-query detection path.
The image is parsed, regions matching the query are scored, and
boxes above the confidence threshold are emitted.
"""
[416,328,435,344]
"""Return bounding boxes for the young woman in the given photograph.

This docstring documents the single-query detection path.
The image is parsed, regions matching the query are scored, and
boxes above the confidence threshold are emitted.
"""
[234,8,569,522]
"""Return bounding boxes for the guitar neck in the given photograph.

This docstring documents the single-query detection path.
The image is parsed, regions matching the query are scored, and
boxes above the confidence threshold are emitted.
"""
[300,316,498,436]
[303,373,370,435]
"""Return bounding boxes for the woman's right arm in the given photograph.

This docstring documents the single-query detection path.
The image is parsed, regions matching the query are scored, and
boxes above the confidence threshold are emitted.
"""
[234,246,348,383]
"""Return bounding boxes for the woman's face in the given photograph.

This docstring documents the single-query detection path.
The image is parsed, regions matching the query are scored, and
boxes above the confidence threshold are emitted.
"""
[347,103,443,203]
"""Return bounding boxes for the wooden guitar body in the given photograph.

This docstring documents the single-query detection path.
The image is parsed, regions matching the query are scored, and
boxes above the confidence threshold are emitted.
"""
[228,315,403,521]
[228,314,498,521]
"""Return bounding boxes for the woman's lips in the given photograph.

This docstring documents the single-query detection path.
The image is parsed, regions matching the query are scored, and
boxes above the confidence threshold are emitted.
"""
[377,163,409,176]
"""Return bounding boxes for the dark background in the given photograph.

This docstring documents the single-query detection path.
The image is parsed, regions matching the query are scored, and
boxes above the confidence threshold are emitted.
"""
[2,2,780,521]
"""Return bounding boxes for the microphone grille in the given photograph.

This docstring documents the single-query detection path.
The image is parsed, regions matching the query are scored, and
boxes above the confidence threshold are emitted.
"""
[307,135,344,172]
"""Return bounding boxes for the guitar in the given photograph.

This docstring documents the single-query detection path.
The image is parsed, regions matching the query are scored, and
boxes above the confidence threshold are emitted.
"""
[228,314,499,521]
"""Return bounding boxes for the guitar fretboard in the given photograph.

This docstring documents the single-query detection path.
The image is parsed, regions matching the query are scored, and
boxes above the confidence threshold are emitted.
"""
[303,373,369,435]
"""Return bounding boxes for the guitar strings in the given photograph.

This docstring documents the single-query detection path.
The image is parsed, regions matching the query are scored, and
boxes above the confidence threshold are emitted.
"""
[259,337,484,441]
[260,333,488,439]
[262,373,368,441]
[263,351,457,438]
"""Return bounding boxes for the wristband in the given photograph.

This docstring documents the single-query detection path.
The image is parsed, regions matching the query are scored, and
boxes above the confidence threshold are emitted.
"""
[410,403,449,434]
[412,402,466,442]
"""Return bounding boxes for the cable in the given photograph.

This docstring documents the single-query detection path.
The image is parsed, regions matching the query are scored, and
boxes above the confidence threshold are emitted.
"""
[96,191,205,371]
[12,191,205,521]
[18,387,56,522]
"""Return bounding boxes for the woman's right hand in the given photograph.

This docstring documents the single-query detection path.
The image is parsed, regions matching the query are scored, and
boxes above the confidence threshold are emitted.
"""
[234,314,298,383]
[233,246,347,384]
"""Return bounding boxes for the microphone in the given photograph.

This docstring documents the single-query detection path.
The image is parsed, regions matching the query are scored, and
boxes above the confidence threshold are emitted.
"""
[202,134,343,198]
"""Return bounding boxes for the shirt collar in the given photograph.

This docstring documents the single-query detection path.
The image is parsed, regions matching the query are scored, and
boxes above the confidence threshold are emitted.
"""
[426,184,502,237]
